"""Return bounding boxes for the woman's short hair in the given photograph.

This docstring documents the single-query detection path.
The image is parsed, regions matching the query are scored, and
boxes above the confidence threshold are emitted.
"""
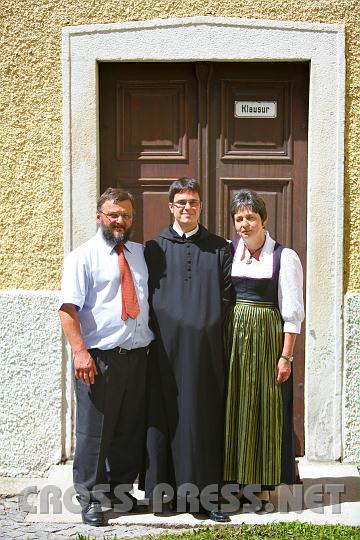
[97,187,135,212]
[230,189,267,222]
[168,177,201,203]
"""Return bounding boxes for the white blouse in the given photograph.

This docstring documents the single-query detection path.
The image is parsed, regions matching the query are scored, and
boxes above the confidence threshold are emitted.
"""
[231,232,305,334]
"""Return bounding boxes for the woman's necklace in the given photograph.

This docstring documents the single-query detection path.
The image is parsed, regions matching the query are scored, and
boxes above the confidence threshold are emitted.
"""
[245,236,266,265]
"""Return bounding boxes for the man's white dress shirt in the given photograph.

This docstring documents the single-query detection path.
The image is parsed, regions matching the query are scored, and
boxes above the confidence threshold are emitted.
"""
[58,229,154,350]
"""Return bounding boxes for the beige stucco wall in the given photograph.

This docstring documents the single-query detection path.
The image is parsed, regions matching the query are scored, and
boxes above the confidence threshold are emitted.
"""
[0,0,358,291]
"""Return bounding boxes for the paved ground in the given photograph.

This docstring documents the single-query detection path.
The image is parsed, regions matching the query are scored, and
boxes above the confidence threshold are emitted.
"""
[0,461,359,539]
[0,496,191,539]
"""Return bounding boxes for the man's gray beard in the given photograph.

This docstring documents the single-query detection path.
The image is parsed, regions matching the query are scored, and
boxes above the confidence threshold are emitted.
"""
[101,226,132,247]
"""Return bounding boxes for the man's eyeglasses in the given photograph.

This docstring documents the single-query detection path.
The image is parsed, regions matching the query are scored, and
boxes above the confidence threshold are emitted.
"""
[171,200,201,209]
[99,211,132,222]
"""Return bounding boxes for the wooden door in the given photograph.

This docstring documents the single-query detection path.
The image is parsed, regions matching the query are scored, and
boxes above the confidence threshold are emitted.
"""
[99,61,308,455]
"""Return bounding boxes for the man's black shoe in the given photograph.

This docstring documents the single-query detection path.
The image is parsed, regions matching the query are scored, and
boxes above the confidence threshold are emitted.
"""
[206,509,231,522]
[81,501,105,526]
[199,505,230,522]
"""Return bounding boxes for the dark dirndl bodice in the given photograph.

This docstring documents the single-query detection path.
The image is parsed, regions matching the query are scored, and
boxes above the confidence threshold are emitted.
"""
[231,238,283,304]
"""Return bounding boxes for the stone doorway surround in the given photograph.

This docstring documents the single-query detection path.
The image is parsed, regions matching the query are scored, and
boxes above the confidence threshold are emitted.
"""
[62,17,345,461]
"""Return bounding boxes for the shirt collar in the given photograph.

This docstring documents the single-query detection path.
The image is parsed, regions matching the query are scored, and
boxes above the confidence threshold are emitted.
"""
[96,228,132,254]
[172,222,199,238]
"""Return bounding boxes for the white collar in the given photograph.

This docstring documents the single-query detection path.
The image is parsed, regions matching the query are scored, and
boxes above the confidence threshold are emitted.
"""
[172,222,199,238]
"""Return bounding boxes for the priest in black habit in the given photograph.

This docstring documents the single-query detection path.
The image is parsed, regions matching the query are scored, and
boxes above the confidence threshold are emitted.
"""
[143,178,234,522]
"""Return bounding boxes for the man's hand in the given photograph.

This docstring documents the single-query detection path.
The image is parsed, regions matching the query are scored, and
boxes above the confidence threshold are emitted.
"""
[58,304,98,385]
[74,348,98,385]
[276,357,291,384]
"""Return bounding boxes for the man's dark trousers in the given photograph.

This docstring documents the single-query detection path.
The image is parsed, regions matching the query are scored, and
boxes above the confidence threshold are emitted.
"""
[73,347,148,502]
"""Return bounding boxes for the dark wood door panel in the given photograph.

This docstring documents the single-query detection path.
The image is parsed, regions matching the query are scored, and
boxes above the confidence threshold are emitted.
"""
[220,80,292,160]
[134,180,173,244]
[99,62,198,222]
[142,190,171,243]
[116,81,188,161]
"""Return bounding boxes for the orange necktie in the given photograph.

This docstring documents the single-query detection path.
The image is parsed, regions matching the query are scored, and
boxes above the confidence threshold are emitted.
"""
[115,244,140,320]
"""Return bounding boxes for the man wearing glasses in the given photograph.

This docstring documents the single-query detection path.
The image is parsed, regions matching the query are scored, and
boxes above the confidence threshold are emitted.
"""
[58,188,153,526]
[143,177,234,521]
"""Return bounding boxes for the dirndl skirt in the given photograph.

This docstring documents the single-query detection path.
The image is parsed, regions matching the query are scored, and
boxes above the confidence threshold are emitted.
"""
[224,299,291,486]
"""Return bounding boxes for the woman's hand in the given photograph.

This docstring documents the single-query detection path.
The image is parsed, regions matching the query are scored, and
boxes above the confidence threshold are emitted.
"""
[276,358,291,383]
[277,332,296,383]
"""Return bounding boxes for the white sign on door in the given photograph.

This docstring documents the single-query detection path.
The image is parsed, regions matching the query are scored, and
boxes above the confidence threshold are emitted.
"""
[234,101,277,118]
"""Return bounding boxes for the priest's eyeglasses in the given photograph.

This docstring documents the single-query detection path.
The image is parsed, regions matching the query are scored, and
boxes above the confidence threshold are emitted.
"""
[171,200,201,209]
[99,211,132,222]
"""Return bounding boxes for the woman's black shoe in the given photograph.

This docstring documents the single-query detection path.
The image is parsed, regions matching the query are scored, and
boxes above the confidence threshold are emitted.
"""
[255,499,275,513]
[81,501,105,526]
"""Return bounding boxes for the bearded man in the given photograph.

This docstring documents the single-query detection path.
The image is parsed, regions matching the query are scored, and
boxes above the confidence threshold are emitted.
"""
[59,188,153,526]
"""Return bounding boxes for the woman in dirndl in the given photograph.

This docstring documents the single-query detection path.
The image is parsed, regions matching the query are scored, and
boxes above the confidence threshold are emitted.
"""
[224,189,304,510]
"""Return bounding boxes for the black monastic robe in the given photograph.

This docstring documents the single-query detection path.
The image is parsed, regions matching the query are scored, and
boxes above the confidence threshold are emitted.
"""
[143,224,234,498]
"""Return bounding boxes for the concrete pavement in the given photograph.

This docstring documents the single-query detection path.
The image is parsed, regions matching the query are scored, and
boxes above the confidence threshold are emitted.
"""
[0,460,358,539]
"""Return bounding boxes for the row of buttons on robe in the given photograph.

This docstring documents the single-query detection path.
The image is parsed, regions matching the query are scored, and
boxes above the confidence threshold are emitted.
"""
[184,243,192,281]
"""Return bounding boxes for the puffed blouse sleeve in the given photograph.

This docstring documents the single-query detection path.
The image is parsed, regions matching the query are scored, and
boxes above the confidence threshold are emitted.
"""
[278,248,305,334]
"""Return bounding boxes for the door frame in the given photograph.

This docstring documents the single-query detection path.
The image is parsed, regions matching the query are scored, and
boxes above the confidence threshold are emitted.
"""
[62,16,345,462]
